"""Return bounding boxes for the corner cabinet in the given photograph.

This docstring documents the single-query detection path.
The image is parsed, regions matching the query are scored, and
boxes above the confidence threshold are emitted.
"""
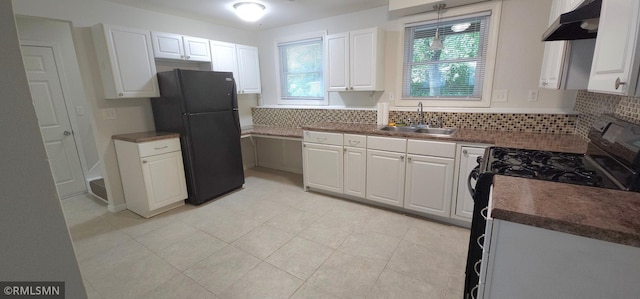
[91,24,159,99]
[453,146,486,220]
[588,0,640,95]
[114,137,187,218]
[326,27,385,91]
[210,41,261,94]
[151,31,211,62]
[302,131,344,193]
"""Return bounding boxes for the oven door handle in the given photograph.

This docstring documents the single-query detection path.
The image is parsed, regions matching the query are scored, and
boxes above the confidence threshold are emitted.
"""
[468,167,480,198]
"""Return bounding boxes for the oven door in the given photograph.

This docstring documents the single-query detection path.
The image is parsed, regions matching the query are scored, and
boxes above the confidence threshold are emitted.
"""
[464,172,494,299]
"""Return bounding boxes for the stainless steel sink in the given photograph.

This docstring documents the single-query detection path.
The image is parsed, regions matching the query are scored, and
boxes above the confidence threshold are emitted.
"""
[379,126,457,136]
[414,127,457,135]
[379,126,418,133]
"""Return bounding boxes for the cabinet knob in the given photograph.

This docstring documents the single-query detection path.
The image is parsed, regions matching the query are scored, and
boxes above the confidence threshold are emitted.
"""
[63,130,71,136]
[142,160,147,164]
[542,81,548,86]
[343,148,347,152]
[407,157,412,162]
[400,155,405,161]
[350,87,354,90]
[615,77,627,90]
[463,150,468,155]
[345,87,349,91]
[185,55,191,60]
[118,92,124,97]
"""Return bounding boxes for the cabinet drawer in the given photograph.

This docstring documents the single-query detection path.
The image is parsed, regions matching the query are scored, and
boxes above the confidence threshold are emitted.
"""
[407,139,455,158]
[138,138,181,157]
[303,131,343,145]
[367,136,406,152]
[344,134,366,148]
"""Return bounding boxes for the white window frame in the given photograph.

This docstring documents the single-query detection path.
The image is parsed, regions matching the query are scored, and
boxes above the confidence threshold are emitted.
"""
[275,31,328,106]
[395,1,502,108]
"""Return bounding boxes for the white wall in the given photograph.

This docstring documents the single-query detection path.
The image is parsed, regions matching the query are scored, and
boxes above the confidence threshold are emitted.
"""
[257,0,577,112]
[12,0,257,210]
[0,2,86,296]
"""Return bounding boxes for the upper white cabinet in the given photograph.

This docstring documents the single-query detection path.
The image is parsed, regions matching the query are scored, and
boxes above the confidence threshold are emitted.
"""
[151,32,211,62]
[588,0,640,95]
[91,24,159,99]
[210,41,262,94]
[539,0,593,90]
[326,27,385,91]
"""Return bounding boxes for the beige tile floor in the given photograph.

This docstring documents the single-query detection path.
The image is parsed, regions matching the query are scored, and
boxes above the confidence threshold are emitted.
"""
[62,167,470,299]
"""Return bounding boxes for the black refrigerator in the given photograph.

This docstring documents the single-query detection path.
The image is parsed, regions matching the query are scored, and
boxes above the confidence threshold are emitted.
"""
[151,69,244,205]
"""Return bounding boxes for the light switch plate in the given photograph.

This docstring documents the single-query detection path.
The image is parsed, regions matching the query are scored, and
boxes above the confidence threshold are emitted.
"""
[101,108,117,120]
[528,89,539,102]
[493,89,508,102]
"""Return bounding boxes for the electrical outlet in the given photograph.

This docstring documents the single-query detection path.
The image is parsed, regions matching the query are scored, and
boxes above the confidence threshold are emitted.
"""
[528,89,539,102]
[493,89,508,102]
[389,92,394,102]
[101,108,117,120]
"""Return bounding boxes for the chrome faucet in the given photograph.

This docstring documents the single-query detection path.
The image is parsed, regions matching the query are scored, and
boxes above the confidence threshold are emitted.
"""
[417,102,424,126]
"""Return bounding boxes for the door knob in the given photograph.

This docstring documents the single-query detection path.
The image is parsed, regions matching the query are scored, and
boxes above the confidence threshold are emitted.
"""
[63,131,71,136]
[615,77,627,90]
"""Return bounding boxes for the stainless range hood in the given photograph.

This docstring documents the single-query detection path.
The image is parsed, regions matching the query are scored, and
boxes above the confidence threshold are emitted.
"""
[542,0,602,41]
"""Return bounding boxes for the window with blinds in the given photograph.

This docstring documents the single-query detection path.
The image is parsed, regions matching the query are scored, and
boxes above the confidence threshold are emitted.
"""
[403,12,490,100]
[278,37,324,101]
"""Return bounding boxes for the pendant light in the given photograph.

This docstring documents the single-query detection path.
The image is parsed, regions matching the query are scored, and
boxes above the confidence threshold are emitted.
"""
[430,4,446,51]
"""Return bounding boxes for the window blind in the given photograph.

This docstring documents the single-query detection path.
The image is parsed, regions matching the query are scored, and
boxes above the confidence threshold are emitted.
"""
[278,37,324,100]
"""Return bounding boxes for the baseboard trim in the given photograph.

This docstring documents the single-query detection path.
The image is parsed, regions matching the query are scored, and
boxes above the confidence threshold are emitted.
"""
[108,202,127,213]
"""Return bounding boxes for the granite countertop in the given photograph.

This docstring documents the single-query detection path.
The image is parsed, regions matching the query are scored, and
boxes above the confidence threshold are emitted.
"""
[242,125,303,139]
[300,122,589,153]
[491,175,640,247]
[112,131,180,143]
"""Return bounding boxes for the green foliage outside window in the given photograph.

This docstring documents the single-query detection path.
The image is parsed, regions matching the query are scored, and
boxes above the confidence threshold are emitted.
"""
[280,41,324,99]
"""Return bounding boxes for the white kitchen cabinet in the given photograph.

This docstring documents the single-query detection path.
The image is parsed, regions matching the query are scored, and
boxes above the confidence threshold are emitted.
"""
[588,0,640,95]
[326,27,385,91]
[210,41,261,94]
[454,146,486,220]
[303,131,344,193]
[366,136,407,207]
[151,31,211,62]
[91,23,159,99]
[114,138,187,218]
[405,154,454,217]
[343,134,367,198]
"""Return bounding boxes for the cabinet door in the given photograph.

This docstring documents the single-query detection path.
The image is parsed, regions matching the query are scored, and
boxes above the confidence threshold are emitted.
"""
[303,143,343,193]
[236,45,262,94]
[151,31,185,60]
[455,147,485,220]
[588,0,640,95]
[404,155,454,217]
[350,28,379,91]
[210,41,239,79]
[183,36,211,62]
[94,24,159,98]
[366,149,405,207]
[540,0,575,89]
[141,151,188,211]
[326,32,350,91]
[344,147,366,198]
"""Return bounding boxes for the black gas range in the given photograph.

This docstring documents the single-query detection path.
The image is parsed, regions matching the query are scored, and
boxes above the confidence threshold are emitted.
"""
[463,114,640,299]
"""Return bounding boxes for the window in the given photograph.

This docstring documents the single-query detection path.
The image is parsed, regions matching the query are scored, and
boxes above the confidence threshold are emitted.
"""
[277,36,325,105]
[403,12,490,101]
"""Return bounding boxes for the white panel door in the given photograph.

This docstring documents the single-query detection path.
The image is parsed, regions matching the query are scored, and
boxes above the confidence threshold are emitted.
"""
[588,0,640,95]
[236,45,261,94]
[21,46,86,198]
[151,31,184,60]
[366,149,405,207]
[303,143,343,193]
[404,154,454,217]
[210,41,239,79]
[141,151,187,210]
[326,32,350,91]
[183,36,211,62]
[455,146,485,220]
[350,28,376,90]
[344,146,366,198]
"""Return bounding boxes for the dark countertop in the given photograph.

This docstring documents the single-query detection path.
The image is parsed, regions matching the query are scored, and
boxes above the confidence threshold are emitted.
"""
[491,175,640,248]
[112,131,180,143]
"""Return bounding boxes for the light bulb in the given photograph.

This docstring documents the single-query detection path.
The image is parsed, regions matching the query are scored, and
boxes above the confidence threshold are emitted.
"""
[233,2,266,22]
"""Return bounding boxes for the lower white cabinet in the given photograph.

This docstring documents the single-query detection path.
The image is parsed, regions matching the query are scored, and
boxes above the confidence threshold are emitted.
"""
[366,149,406,207]
[114,137,187,218]
[454,146,486,220]
[404,154,454,217]
[303,134,344,193]
[344,146,366,197]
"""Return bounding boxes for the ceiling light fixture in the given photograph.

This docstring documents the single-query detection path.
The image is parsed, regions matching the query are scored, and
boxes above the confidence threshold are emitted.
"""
[430,4,446,51]
[233,2,266,22]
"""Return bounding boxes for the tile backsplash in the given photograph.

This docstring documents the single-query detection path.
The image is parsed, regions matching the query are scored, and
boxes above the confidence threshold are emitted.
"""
[252,108,377,127]
[574,90,640,138]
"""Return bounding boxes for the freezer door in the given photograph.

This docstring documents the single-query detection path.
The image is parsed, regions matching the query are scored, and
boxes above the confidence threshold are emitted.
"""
[177,70,236,113]
[182,111,244,204]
